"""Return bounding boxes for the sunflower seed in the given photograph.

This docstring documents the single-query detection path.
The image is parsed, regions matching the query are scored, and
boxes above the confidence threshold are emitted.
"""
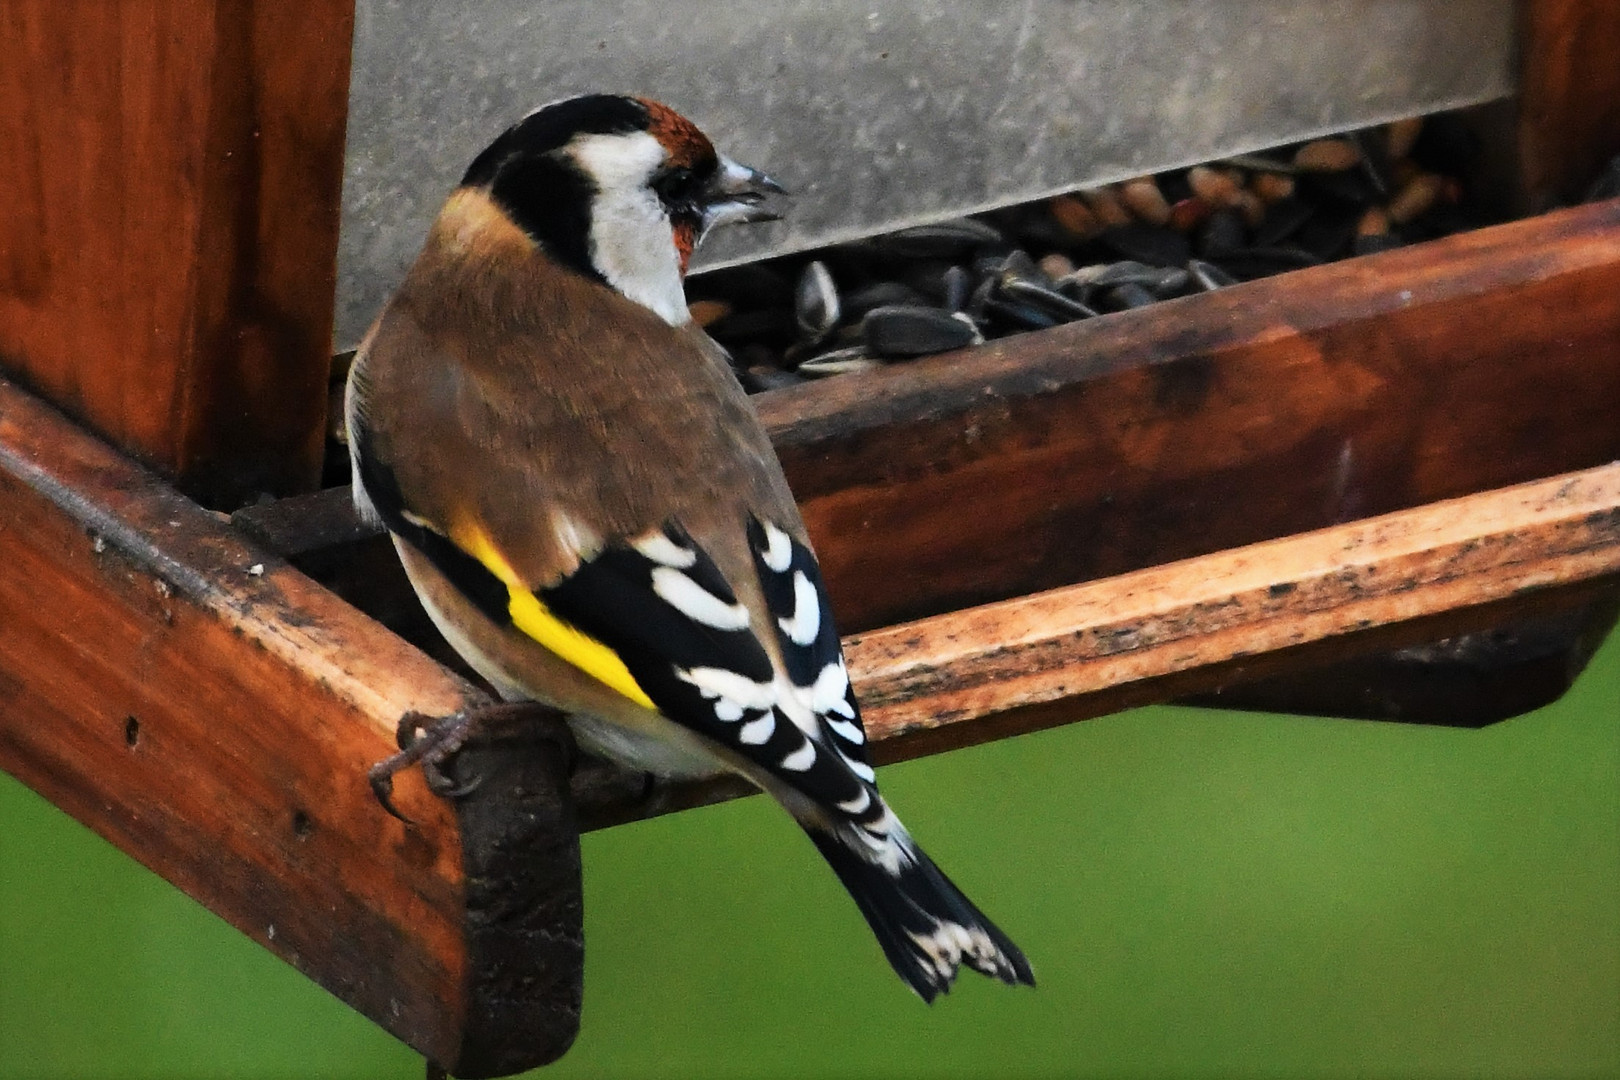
[984,298,1060,330]
[1001,277,1099,320]
[1120,177,1172,226]
[864,305,982,357]
[743,366,807,392]
[1294,138,1362,172]
[1386,117,1424,161]
[1350,129,1394,198]
[794,261,840,343]
[1188,165,1243,206]
[941,265,974,312]
[1103,283,1158,310]
[1146,267,1192,298]
[796,346,884,377]
[1219,152,1299,175]
[1049,194,1103,239]
[873,218,1005,260]
[1038,252,1076,280]
[1387,172,1445,224]
[1092,260,1159,288]
[1187,259,1239,291]
[1251,172,1296,203]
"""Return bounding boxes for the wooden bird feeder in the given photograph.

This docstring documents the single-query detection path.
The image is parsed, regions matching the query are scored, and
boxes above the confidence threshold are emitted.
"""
[2,2,1618,1076]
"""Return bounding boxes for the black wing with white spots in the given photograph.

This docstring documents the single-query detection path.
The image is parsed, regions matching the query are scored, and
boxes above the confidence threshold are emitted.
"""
[539,519,886,831]
[744,515,871,769]
[536,516,1033,1000]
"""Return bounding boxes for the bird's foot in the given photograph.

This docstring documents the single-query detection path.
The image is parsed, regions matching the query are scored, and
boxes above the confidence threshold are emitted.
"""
[370,702,576,823]
[369,709,480,823]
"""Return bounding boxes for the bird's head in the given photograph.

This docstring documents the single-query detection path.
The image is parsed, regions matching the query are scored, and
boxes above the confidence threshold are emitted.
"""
[459,94,785,325]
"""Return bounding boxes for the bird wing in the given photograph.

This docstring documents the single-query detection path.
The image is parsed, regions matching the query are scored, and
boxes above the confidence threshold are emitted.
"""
[540,514,882,803]
[349,282,884,839]
[357,423,885,831]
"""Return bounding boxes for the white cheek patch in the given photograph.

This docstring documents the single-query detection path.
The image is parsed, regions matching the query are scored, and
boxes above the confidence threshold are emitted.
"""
[569,131,690,327]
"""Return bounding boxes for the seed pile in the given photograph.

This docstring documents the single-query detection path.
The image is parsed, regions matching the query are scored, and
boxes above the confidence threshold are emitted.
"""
[688,113,1488,392]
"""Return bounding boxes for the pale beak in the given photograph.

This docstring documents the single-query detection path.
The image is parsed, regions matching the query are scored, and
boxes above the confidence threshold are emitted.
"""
[701,156,789,233]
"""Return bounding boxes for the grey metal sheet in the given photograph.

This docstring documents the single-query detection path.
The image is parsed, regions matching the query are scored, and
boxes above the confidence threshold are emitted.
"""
[337,0,1516,346]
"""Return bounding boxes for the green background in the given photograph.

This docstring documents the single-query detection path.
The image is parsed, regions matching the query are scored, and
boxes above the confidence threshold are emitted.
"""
[3,629,1617,1079]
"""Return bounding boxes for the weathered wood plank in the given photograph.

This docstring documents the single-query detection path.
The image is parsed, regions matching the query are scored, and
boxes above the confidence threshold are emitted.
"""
[0,375,583,1073]
[757,198,1620,633]
[1184,593,1620,725]
[0,0,354,505]
[844,463,1620,759]
[441,708,583,1077]
[241,484,1620,732]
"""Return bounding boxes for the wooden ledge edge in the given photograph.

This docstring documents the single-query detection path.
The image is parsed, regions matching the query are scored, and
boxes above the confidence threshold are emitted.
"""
[0,376,582,1073]
[846,461,1620,755]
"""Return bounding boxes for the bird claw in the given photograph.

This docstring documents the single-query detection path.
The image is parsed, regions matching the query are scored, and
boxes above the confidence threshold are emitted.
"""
[368,765,410,823]
[423,758,484,800]
[368,709,480,824]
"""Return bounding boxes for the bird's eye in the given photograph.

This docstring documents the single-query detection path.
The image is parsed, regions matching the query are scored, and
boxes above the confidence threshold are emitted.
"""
[653,166,697,207]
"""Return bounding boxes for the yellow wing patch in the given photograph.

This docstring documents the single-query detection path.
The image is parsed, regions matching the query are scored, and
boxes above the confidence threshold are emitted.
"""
[450,521,656,710]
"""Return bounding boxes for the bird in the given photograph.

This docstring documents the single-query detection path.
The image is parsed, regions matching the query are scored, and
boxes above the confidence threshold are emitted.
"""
[346,93,1033,1001]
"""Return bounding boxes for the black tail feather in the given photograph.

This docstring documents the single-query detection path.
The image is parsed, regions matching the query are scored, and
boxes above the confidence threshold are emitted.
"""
[808,829,1035,1002]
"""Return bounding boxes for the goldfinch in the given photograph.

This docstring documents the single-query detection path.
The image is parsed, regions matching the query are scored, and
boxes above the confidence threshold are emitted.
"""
[347,94,1033,1000]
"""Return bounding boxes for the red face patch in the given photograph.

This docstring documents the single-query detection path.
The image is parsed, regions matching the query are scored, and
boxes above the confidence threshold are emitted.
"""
[638,98,717,172]
[671,219,698,274]
[640,99,716,274]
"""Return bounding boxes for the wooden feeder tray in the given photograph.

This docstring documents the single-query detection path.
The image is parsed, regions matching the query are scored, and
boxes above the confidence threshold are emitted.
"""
[1,2,1618,1076]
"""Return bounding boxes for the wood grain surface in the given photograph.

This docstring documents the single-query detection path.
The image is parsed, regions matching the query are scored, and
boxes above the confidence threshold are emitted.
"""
[845,462,1620,758]
[3,13,1619,1068]
[0,0,354,506]
[1518,0,1620,209]
[0,375,587,1072]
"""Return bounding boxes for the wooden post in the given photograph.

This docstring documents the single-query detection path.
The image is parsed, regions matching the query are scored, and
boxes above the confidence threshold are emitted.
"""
[1517,0,1620,208]
[0,0,354,506]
